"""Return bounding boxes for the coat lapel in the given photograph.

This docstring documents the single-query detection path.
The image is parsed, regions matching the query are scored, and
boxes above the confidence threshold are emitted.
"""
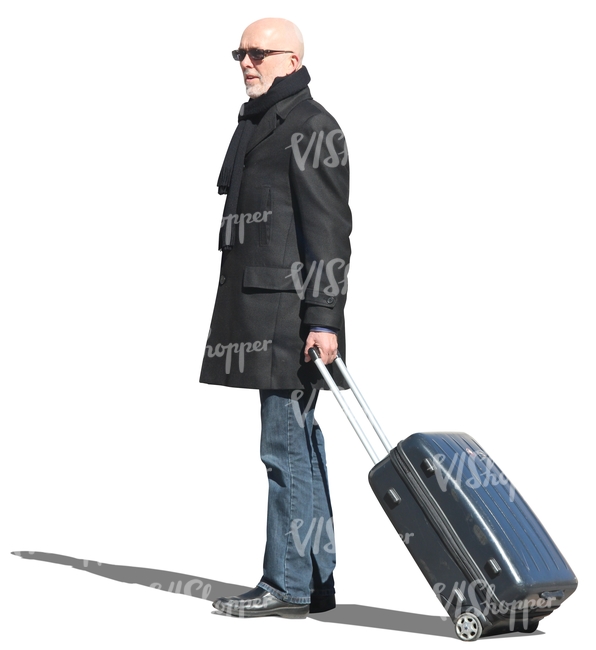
[245,87,312,155]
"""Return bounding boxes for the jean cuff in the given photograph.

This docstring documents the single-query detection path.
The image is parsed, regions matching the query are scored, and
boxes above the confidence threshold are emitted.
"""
[258,581,311,605]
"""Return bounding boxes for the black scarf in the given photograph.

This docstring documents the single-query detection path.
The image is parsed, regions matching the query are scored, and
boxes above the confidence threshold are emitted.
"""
[217,66,311,250]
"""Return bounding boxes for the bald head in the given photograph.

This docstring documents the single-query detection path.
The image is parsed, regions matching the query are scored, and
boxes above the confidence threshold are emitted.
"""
[241,18,304,64]
[237,18,304,98]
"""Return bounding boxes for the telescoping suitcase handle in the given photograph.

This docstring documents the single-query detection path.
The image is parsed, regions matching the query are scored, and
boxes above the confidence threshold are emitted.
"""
[308,347,393,465]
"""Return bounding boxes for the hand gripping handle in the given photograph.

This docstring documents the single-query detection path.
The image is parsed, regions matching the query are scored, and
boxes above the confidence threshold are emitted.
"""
[308,347,392,465]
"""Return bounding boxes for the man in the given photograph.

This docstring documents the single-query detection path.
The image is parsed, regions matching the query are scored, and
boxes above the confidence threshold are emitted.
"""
[200,17,352,618]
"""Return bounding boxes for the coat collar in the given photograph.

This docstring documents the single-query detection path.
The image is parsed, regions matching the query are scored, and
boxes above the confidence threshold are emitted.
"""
[246,87,312,155]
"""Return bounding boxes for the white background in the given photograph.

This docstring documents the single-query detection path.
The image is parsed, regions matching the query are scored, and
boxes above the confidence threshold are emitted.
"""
[2,1,594,647]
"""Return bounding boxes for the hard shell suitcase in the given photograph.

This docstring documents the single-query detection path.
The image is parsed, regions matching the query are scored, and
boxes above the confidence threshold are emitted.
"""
[309,348,577,641]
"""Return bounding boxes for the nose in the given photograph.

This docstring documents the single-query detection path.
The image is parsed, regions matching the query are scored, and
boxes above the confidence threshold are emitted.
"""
[240,57,254,75]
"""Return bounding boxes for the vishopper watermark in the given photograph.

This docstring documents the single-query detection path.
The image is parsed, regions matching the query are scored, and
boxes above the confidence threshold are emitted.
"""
[433,579,556,631]
[220,209,272,246]
[150,577,212,599]
[285,129,348,171]
[287,516,414,557]
[288,517,335,557]
[286,258,349,300]
[205,338,273,374]
[432,448,516,502]
[290,388,317,426]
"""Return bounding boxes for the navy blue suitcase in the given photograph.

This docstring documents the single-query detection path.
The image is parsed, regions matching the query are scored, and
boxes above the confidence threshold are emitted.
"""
[309,349,578,641]
[369,432,577,640]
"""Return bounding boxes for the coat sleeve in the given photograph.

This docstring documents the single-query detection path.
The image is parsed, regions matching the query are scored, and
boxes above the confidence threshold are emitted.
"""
[288,110,352,330]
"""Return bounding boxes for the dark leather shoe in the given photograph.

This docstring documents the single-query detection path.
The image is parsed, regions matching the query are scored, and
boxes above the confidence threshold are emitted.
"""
[213,587,309,619]
[309,593,336,613]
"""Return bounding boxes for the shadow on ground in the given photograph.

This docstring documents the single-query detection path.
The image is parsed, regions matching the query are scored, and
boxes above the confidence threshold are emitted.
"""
[12,551,543,640]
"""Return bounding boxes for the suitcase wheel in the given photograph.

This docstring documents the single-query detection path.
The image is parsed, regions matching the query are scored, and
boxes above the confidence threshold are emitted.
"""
[455,612,483,642]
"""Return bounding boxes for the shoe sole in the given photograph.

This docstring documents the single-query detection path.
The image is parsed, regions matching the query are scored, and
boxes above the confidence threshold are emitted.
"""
[213,601,309,619]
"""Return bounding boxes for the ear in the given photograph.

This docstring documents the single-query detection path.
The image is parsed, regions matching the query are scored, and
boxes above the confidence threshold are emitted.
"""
[288,53,301,73]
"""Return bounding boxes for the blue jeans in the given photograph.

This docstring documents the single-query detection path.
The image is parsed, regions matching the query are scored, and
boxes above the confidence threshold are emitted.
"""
[257,387,336,604]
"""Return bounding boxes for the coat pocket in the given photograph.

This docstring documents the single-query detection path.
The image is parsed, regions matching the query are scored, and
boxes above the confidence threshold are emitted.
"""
[243,266,296,291]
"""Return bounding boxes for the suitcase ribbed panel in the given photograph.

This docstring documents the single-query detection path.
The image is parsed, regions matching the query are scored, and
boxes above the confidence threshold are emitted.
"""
[430,434,566,576]
[441,436,568,573]
[400,433,575,597]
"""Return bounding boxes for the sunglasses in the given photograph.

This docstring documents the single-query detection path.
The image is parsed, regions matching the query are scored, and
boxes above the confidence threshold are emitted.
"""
[232,48,294,62]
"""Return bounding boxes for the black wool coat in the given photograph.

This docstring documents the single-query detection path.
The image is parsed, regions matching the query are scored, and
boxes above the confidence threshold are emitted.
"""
[200,87,352,390]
